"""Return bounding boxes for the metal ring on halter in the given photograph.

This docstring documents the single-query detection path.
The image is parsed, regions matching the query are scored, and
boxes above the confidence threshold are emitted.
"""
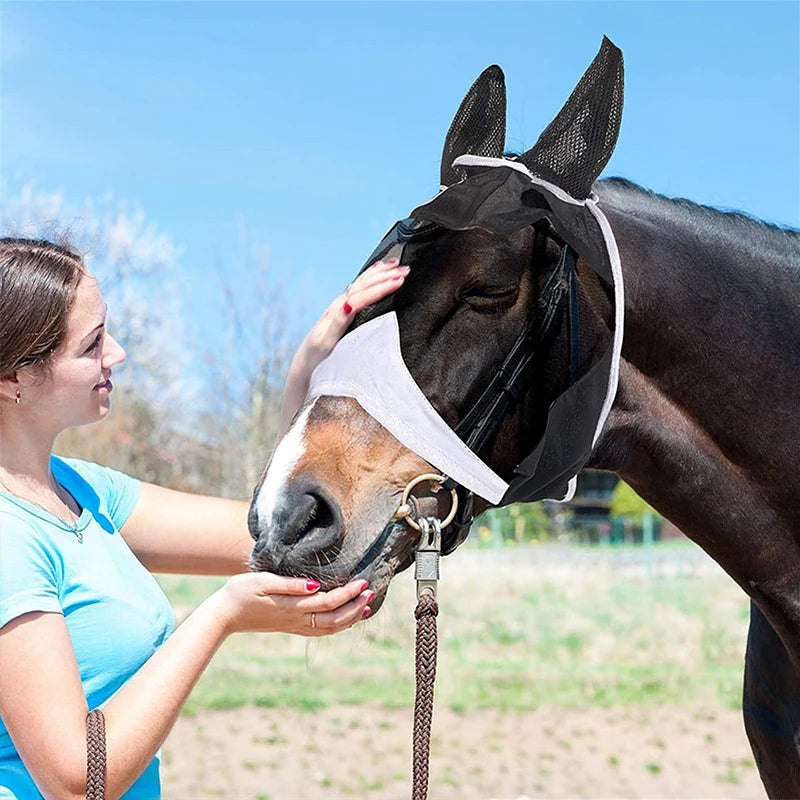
[393,473,458,532]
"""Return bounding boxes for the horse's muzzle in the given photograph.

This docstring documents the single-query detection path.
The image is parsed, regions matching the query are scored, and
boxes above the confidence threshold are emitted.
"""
[248,478,346,583]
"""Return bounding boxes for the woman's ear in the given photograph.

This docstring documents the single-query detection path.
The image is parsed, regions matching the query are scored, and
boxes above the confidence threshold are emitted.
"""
[0,371,21,403]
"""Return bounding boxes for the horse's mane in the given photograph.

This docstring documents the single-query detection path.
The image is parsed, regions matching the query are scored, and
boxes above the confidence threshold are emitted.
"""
[596,177,800,267]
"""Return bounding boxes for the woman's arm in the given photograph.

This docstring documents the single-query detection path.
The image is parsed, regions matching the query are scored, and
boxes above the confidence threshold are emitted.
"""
[121,259,410,575]
[120,483,252,575]
[0,574,371,800]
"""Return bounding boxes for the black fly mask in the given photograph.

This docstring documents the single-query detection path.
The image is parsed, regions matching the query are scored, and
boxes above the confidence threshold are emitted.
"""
[309,38,625,547]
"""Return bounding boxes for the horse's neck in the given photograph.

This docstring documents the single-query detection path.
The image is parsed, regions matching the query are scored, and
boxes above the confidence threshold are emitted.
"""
[588,193,800,656]
[606,195,799,456]
[594,192,799,500]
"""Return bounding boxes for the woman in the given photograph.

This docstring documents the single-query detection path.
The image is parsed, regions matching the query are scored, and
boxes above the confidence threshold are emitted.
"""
[0,237,409,800]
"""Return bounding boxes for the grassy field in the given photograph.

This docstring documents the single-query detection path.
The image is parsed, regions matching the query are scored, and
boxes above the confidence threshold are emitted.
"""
[158,540,751,717]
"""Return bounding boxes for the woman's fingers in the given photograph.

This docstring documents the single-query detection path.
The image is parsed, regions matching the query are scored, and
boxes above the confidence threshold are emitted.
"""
[293,578,368,612]
[281,579,375,636]
[342,259,409,317]
[306,588,374,635]
[351,258,403,293]
[250,573,322,597]
[346,269,409,311]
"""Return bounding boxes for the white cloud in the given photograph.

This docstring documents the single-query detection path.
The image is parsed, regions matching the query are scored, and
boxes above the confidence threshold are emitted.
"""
[1,183,65,234]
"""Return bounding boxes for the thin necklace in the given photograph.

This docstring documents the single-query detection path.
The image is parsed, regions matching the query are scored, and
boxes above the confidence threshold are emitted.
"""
[0,473,84,543]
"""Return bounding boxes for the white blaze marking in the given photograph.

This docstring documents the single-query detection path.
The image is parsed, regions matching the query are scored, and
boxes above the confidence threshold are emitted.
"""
[255,399,317,538]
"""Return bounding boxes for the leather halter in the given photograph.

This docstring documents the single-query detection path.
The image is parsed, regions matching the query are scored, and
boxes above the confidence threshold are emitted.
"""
[440,223,581,554]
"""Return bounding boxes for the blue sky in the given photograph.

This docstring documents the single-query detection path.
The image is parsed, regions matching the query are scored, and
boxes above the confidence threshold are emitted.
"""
[2,1,798,349]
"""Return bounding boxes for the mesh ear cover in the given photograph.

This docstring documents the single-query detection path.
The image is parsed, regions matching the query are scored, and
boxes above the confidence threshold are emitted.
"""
[518,37,624,199]
[440,65,507,187]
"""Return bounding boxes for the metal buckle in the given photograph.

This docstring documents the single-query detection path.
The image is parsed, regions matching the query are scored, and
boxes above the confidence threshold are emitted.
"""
[415,517,441,600]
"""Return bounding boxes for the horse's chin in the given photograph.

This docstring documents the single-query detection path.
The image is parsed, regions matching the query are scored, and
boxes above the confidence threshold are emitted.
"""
[248,520,417,615]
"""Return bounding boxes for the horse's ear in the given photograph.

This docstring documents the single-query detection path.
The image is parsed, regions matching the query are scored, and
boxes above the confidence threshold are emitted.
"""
[440,65,507,187]
[518,37,624,199]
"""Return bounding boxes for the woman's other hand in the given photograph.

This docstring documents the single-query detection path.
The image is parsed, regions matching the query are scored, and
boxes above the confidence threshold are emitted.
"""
[277,258,409,437]
[213,572,374,637]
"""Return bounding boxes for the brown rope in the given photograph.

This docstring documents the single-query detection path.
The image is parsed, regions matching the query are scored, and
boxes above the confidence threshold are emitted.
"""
[86,709,106,800]
[412,591,439,800]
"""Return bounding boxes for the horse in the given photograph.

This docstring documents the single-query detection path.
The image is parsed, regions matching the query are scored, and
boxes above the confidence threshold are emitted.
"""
[247,40,800,796]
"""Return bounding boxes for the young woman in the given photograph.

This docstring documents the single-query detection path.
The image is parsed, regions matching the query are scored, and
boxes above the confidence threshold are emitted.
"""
[0,237,409,800]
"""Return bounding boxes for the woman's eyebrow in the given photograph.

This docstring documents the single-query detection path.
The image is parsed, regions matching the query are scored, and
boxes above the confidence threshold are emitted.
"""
[80,322,105,344]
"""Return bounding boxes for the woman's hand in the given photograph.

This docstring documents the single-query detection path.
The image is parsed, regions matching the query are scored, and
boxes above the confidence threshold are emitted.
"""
[213,572,374,637]
[277,258,410,438]
[294,257,409,371]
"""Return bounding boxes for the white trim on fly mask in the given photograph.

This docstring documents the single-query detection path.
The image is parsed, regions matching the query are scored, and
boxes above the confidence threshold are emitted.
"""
[307,313,510,505]
[451,155,588,207]
[586,199,625,449]
[537,200,624,503]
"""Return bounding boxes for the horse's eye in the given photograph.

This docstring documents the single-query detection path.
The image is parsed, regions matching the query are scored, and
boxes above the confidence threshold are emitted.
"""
[458,286,520,312]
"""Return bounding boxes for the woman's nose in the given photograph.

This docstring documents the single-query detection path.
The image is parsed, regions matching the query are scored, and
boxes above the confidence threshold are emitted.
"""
[102,333,126,368]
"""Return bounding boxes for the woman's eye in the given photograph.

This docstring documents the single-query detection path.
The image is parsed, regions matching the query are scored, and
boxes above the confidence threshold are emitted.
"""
[459,286,520,311]
[85,333,103,354]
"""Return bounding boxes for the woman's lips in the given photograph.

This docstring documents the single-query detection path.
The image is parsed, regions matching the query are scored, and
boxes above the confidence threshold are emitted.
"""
[94,379,113,394]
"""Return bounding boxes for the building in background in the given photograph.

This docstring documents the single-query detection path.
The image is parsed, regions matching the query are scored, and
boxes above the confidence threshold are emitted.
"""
[561,471,686,544]
[478,471,684,546]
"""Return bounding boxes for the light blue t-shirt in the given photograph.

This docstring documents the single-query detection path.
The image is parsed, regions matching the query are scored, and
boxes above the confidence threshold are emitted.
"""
[0,456,175,800]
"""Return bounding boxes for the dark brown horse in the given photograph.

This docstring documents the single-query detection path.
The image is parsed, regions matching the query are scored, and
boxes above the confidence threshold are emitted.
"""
[248,47,800,797]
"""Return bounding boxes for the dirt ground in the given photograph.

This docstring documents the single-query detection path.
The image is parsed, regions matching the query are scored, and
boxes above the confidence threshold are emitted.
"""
[162,704,766,799]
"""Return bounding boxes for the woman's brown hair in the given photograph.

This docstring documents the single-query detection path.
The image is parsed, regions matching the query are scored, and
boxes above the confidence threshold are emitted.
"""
[0,238,85,379]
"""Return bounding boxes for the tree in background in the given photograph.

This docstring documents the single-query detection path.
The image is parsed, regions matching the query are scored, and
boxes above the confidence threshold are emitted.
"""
[609,481,658,524]
[477,502,553,545]
[192,235,296,497]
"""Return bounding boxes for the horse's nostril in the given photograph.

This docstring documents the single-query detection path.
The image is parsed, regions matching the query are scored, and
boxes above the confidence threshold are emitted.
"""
[284,491,335,545]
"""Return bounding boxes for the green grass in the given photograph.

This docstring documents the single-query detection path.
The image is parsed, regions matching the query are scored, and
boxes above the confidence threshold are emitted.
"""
[157,543,749,715]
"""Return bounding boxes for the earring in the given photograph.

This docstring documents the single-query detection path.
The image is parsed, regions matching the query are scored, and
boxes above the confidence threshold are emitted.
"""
[15,390,20,405]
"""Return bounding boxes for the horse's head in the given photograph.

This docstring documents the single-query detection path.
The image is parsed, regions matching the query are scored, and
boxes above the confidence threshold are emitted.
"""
[248,39,624,610]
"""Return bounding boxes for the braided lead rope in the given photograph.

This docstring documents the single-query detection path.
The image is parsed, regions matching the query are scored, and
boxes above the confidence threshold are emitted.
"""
[86,709,106,800]
[411,515,442,800]
[413,591,439,800]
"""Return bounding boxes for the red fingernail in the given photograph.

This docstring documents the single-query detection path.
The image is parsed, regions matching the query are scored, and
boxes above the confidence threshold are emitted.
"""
[386,257,399,266]
[359,580,369,592]
[306,579,320,591]
[392,274,405,282]
[365,591,376,604]
[362,607,372,619]
[343,301,353,315]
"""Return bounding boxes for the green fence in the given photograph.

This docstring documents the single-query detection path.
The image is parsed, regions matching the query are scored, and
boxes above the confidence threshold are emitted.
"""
[476,505,662,548]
